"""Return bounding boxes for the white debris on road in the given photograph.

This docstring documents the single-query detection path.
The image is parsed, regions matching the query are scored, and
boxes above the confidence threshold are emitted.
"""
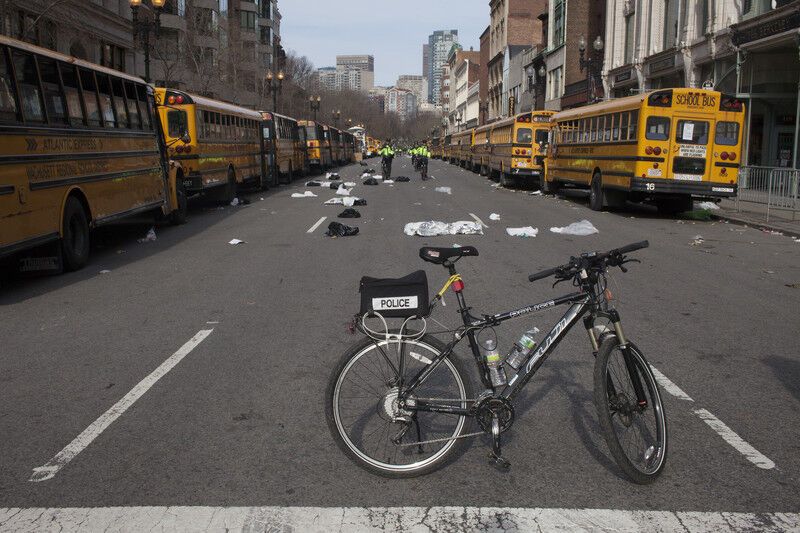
[435,187,452,195]
[506,226,539,238]
[550,220,599,236]
[383,180,394,184]
[489,213,501,221]
[230,198,240,206]
[137,227,157,243]
[690,235,705,245]
[336,185,351,196]
[291,191,317,198]
[324,197,359,207]
[228,239,246,245]
[404,221,483,237]
[698,201,720,210]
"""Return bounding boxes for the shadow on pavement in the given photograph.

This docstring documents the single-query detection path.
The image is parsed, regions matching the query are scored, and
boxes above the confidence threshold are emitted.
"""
[765,355,800,403]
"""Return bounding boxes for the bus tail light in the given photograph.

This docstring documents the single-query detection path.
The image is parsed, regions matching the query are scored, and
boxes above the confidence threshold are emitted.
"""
[184,146,191,153]
[720,97,743,112]
[175,145,184,153]
[645,146,653,155]
[728,152,736,160]
[654,163,659,168]
[721,152,729,160]
[167,95,175,104]
[721,167,727,176]
[653,147,661,156]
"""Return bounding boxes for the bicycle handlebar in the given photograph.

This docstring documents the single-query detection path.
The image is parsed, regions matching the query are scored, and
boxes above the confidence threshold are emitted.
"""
[528,240,649,283]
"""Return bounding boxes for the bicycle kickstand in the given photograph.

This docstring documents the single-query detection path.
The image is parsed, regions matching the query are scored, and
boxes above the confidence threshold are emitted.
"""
[487,412,511,470]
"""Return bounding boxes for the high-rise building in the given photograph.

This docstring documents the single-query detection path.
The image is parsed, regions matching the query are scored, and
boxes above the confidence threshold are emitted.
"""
[336,54,375,92]
[386,87,417,119]
[397,75,426,105]
[422,43,431,78]
[427,30,458,105]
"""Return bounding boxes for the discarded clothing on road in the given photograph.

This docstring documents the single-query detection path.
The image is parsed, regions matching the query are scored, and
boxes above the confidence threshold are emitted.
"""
[549,219,598,236]
[396,176,410,182]
[404,221,483,237]
[324,197,363,207]
[363,177,379,185]
[326,221,359,237]
[329,182,342,189]
[435,187,452,195]
[305,180,324,187]
[359,161,368,166]
[506,226,539,238]
[338,208,361,218]
[291,191,317,198]
[353,198,367,206]
[326,172,340,180]
[336,185,351,195]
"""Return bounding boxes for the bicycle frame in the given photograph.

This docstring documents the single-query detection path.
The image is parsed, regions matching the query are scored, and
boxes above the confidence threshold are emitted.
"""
[399,269,646,417]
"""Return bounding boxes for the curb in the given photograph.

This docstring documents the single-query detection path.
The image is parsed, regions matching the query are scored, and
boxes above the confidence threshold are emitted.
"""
[712,211,800,238]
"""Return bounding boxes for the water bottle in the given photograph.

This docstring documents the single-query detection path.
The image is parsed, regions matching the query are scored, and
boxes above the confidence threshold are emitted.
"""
[505,327,540,370]
[481,338,507,388]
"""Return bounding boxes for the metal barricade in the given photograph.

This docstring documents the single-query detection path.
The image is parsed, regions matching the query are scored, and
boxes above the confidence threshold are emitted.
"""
[737,166,800,222]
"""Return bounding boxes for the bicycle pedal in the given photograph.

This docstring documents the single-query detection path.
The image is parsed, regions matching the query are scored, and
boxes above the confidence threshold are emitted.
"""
[488,451,511,470]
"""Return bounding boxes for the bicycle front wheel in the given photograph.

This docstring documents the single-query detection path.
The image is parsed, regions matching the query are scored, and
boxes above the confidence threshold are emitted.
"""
[594,336,668,484]
[326,334,473,478]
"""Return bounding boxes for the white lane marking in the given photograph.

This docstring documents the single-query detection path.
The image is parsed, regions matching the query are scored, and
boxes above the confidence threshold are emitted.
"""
[29,329,214,482]
[649,365,694,401]
[1,506,798,532]
[468,213,488,228]
[307,216,327,234]
[694,408,775,469]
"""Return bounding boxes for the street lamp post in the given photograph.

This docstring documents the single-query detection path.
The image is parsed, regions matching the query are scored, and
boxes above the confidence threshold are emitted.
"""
[578,34,605,104]
[129,0,165,83]
[309,95,321,121]
[265,69,284,113]
[331,109,341,128]
[455,112,463,132]
[536,65,546,109]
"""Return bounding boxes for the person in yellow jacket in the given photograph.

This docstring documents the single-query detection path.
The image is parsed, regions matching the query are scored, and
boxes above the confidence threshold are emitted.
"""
[378,142,395,178]
[417,145,431,180]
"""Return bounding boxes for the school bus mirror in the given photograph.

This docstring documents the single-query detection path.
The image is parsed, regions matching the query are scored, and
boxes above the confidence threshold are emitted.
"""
[180,132,191,144]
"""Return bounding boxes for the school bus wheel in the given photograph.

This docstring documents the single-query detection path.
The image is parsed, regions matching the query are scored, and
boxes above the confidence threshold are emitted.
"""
[61,196,90,271]
[589,172,605,212]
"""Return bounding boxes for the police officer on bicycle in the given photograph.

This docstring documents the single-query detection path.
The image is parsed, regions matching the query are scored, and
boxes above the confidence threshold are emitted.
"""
[417,144,431,180]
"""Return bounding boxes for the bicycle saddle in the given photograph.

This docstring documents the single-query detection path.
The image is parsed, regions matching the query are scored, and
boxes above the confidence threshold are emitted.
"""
[419,246,479,265]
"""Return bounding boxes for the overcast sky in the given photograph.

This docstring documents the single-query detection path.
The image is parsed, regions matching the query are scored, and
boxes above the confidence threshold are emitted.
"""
[279,1,488,86]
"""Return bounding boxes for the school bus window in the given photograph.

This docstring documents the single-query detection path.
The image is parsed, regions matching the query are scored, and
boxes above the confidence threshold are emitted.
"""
[715,121,739,146]
[96,74,116,127]
[167,109,187,137]
[629,110,638,139]
[38,57,68,125]
[111,77,129,128]
[12,51,45,123]
[645,116,669,141]
[604,115,612,141]
[136,84,152,130]
[589,117,596,142]
[675,120,709,145]
[124,81,142,129]
[79,69,101,127]
[516,127,532,143]
[60,64,85,126]
[612,114,620,141]
[619,112,629,141]
[0,48,19,122]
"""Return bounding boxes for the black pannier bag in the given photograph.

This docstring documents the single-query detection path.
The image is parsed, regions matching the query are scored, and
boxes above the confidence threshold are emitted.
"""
[359,270,430,318]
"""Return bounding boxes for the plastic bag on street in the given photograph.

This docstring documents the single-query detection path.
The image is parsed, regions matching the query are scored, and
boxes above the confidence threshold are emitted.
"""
[338,208,361,218]
[353,198,367,206]
[435,187,452,194]
[138,227,157,243]
[396,176,410,182]
[336,185,351,195]
[291,191,317,198]
[506,226,539,238]
[404,221,483,236]
[489,213,501,221]
[363,177,379,185]
[550,220,598,236]
[325,221,359,237]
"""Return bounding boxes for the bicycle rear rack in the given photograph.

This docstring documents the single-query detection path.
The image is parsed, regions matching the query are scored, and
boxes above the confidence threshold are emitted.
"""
[358,311,427,343]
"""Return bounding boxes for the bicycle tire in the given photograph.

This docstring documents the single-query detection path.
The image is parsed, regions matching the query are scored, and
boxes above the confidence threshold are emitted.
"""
[325,332,474,478]
[593,336,668,484]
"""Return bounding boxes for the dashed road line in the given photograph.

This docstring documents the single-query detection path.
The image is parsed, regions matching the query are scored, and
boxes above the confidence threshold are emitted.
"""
[649,365,694,401]
[29,329,214,482]
[307,216,327,234]
[468,213,488,228]
[694,408,775,469]
[1,506,798,532]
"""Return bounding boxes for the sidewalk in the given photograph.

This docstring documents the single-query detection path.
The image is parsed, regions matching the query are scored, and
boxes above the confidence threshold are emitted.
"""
[714,199,800,238]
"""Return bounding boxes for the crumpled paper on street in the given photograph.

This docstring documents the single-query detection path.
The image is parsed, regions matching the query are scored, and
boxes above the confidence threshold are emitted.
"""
[549,219,598,236]
[404,221,483,237]
[291,191,317,198]
[506,226,539,238]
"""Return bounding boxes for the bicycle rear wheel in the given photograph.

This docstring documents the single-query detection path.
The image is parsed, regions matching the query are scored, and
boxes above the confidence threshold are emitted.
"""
[593,336,667,484]
[326,334,474,478]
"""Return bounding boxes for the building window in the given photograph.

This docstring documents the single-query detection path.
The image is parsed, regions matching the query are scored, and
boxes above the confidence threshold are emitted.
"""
[220,0,228,14]
[163,0,186,17]
[699,0,710,34]
[663,0,678,50]
[100,42,126,72]
[240,11,256,31]
[547,66,563,100]
[553,0,565,47]
[260,26,271,45]
[624,14,635,64]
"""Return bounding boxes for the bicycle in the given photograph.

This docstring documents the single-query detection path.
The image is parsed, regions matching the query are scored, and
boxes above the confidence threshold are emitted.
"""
[326,241,667,483]
[381,156,393,179]
[419,156,429,180]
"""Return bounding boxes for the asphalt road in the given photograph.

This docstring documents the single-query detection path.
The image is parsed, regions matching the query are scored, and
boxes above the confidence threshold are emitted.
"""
[2,156,800,529]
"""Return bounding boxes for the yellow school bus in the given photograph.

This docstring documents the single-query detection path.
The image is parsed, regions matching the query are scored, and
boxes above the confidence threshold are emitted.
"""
[366,136,379,157]
[261,112,306,183]
[545,88,744,212]
[154,88,265,200]
[450,129,474,168]
[0,35,182,272]
[299,120,332,171]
